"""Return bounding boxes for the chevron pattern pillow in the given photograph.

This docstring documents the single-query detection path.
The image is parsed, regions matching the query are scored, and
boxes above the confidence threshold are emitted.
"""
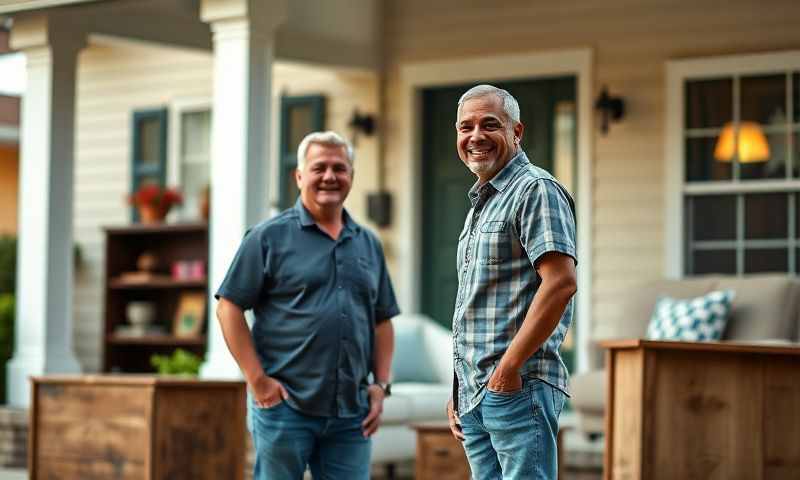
[646,290,735,341]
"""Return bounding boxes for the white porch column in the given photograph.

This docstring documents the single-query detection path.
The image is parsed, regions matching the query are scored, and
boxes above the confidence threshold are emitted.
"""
[200,0,287,379]
[6,15,85,407]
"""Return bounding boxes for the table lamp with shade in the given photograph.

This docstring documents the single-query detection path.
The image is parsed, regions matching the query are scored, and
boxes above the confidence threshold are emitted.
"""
[714,122,770,163]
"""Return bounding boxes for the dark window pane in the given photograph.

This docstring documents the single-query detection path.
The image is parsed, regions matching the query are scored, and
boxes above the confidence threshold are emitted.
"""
[686,79,732,129]
[745,248,788,273]
[283,166,299,206]
[139,118,161,166]
[740,132,787,180]
[796,193,800,239]
[740,75,786,125]
[690,195,736,241]
[745,193,788,239]
[796,248,799,274]
[686,137,732,181]
[288,105,314,153]
[794,73,799,124]
[692,250,736,275]
[794,133,800,179]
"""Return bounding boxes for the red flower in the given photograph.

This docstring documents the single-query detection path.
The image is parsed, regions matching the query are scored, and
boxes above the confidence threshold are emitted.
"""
[127,183,183,210]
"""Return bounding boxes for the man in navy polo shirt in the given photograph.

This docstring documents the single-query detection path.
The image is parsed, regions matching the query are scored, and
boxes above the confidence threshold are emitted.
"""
[215,131,399,480]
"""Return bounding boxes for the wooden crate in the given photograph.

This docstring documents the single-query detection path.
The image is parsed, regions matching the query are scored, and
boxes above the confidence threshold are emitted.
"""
[602,340,800,480]
[412,423,471,480]
[29,375,246,480]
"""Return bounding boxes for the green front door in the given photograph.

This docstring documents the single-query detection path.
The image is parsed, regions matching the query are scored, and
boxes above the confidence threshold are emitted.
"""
[420,77,577,334]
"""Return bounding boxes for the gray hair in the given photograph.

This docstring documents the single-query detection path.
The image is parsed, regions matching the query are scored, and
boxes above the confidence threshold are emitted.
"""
[456,84,521,125]
[297,131,355,170]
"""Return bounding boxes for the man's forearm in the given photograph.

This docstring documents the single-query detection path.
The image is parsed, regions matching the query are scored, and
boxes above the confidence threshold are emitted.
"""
[498,274,576,373]
[373,320,394,382]
[216,299,266,384]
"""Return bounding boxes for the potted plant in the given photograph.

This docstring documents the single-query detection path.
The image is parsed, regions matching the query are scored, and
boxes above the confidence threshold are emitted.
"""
[127,183,183,224]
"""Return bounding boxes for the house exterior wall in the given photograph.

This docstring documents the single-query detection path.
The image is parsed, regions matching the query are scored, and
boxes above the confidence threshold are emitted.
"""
[381,0,800,342]
[73,41,379,372]
[0,145,17,235]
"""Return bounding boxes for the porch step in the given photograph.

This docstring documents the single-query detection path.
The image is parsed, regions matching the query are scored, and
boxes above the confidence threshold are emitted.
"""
[0,407,27,469]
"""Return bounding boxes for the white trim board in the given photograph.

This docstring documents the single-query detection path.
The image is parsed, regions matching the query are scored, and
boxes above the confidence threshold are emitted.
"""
[0,124,19,143]
[397,48,594,373]
[664,49,800,279]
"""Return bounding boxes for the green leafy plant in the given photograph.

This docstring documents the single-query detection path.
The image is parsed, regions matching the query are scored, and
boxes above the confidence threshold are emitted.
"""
[0,236,16,295]
[0,294,14,403]
[150,348,202,376]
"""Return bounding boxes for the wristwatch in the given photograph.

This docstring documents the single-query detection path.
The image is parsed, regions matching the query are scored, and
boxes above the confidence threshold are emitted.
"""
[375,381,392,397]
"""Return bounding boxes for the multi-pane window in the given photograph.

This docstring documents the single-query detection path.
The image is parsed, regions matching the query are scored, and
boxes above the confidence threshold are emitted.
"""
[178,109,211,219]
[683,71,800,275]
[131,109,167,221]
[278,95,325,210]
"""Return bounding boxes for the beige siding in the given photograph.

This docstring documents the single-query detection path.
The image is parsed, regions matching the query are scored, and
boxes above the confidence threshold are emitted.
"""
[0,146,18,235]
[382,0,800,341]
[73,43,379,372]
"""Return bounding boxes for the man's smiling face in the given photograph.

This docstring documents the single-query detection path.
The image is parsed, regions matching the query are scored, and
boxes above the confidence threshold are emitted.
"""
[296,143,353,209]
[456,94,523,183]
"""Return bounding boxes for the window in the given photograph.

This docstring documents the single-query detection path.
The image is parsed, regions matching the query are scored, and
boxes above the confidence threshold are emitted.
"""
[177,109,211,220]
[131,109,168,221]
[667,52,800,276]
[167,99,211,222]
[278,95,325,210]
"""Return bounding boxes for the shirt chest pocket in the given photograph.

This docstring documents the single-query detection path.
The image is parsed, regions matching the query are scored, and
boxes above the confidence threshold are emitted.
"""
[478,221,512,265]
[350,256,378,300]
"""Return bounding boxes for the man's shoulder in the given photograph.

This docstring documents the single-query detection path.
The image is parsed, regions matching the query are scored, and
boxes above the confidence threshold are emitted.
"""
[247,208,299,237]
[352,220,382,250]
[510,162,566,194]
[516,161,556,183]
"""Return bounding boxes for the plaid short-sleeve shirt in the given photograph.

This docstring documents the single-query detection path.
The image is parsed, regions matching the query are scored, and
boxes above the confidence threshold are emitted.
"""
[452,151,577,415]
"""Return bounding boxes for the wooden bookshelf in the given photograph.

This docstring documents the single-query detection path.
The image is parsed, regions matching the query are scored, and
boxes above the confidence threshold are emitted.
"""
[102,222,209,372]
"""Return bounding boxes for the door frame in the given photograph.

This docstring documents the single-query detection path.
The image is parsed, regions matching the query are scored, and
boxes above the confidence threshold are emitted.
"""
[397,48,594,373]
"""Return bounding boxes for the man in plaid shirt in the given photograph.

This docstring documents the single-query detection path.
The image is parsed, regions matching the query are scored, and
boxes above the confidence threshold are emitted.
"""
[446,84,578,479]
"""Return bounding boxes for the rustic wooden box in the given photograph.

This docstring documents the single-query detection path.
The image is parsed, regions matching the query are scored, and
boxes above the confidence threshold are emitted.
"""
[29,375,246,480]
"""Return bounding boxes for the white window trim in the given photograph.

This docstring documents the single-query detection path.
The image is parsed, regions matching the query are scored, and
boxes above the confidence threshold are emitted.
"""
[167,96,212,188]
[398,48,594,373]
[665,50,800,279]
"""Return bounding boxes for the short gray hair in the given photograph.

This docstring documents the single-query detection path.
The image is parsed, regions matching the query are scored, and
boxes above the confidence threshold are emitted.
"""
[456,84,520,125]
[297,131,354,170]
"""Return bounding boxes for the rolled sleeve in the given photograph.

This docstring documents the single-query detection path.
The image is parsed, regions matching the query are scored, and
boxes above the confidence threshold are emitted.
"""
[214,228,268,310]
[517,179,577,267]
[373,244,400,322]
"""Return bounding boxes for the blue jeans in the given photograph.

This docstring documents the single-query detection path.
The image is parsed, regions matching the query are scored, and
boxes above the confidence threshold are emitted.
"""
[460,378,566,480]
[248,400,371,480]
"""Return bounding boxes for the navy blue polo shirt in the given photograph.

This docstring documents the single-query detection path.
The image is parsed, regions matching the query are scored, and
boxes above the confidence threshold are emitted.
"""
[215,198,400,418]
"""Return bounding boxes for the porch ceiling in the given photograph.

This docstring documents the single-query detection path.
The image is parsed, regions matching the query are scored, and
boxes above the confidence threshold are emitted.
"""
[0,0,105,14]
[3,0,382,70]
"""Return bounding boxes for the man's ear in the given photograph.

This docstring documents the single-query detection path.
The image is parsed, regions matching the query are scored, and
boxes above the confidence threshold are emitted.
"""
[294,168,302,190]
[513,121,525,143]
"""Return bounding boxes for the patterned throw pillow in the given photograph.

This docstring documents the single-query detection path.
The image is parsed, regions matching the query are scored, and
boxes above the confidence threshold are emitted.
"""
[646,290,735,341]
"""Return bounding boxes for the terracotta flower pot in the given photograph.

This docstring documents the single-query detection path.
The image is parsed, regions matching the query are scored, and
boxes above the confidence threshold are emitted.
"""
[138,205,166,224]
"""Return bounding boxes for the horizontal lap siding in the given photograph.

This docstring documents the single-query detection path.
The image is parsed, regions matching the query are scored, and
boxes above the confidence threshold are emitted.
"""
[383,0,800,343]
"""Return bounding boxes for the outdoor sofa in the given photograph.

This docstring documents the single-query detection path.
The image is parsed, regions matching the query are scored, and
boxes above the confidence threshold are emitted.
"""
[570,273,800,437]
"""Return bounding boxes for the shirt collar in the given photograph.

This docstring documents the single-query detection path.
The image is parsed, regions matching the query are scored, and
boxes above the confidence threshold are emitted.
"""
[489,150,528,192]
[467,150,528,205]
[294,197,359,234]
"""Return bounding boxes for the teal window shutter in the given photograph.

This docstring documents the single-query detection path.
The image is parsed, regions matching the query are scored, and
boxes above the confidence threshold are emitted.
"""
[130,108,168,222]
[279,95,325,211]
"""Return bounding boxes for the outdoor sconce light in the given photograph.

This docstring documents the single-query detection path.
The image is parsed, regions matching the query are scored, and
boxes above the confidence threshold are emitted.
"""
[348,109,376,147]
[714,122,770,163]
[594,86,625,135]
